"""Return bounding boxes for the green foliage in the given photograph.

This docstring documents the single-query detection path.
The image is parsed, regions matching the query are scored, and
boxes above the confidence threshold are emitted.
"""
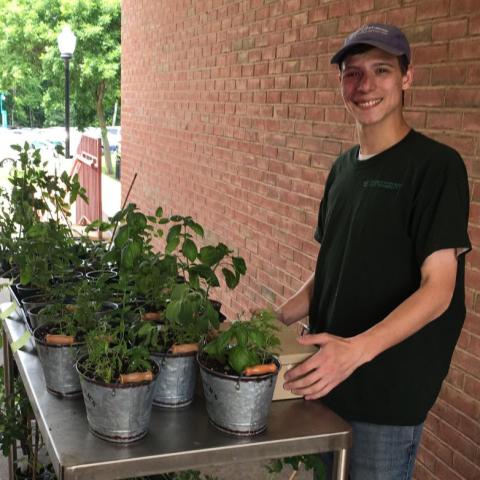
[3,143,87,287]
[0,0,120,129]
[0,364,50,479]
[81,318,152,384]
[165,215,246,294]
[202,310,280,374]
[133,471,219,480]
[39,278,114,338]
[267,455,326,480]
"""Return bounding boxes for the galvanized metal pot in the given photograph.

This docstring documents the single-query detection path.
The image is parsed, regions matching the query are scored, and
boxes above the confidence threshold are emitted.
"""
[151,351,197,408]
[21,294,53,316]
[198,355,280,436]
[76,358,159,443]
[33,324,84,397]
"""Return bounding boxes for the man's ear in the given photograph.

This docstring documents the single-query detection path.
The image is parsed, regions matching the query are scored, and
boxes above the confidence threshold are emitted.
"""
[402,65,414,91]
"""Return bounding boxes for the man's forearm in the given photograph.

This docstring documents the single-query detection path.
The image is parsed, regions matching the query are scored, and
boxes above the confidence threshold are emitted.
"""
[354,249,457,364]
[276,273,315,325]
[354,276,455,364]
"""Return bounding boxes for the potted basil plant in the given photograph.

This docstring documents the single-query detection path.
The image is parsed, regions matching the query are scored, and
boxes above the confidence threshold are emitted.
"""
[197,310,280,436]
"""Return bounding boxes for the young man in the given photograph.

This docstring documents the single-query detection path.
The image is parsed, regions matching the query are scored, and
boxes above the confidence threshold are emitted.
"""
[277,24,471,479]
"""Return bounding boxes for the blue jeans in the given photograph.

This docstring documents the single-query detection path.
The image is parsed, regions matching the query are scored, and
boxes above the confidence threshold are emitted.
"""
[320,421,424,480]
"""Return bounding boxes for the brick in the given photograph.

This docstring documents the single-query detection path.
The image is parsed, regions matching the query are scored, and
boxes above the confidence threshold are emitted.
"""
[412,89,445,107]
[421,430,453,467]
[452,452,480,480]
[417,0,450,20]
[432,19,468,41]
[471,13,480,34]
[413,44,449,64]
[308,6,328,23]
[450,38,480,61]
[451,0,480,15]
[363,11,387,24]
[426,111,462,130]
[374,0,402,7]
[317,19,339,37]
[464,375,480,399]
[431,65,467,86]
[328,1,349,18]
[467,65,480,85]
[386,6,416,26]
[402,24,432,44]
[338,14,362,34]
[403,111,426,129]
[463,113,480,132]
[299,24,318,41]
[350,0,375,14]
[446,88,480,108]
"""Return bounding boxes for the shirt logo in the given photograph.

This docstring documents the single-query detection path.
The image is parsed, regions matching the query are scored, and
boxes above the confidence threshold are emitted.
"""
[363,180,402,190]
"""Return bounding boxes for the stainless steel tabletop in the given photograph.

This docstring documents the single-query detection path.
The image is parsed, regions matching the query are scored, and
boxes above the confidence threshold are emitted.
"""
[3,310,351,480]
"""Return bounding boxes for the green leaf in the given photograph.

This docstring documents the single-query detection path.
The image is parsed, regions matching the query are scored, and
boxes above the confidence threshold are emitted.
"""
[222,268,238,289]
[228,346,253,374]
[170,215,183,222]
[27,223,45,238]
[165,300,181,322]
[171,283,189,301]
[114,225,129,248]
[232,256,247,275]
[190,264,219,287]
[11,331,32,353]
[178,299,194,324]
[198,246,222,267]
[121,240,142,269]
[166,224,181,242]
[155,206,163,217]
[130,211,147,231]
[166,235,180,254]
[20,268,32,286]
[182,238,198,262]
[185,219,204,237]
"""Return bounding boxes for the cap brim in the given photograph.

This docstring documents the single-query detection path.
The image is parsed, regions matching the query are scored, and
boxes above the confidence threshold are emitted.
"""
[330,40,407,65]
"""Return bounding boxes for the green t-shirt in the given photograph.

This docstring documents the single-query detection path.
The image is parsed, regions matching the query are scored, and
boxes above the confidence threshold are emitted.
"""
[310,129,471,425]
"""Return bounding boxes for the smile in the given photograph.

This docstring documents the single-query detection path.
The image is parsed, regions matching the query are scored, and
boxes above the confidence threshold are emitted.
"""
[355,98,383,109]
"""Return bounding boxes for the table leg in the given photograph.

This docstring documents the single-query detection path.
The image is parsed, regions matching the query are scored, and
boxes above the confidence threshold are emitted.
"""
[3,328,16,480]
[332,448,349,480]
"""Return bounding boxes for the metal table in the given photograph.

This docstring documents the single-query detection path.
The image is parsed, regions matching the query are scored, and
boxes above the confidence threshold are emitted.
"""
[2,308,351,480]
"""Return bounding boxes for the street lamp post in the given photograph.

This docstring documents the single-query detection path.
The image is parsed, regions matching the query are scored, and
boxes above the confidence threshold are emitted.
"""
[57,25,76,158]
[0,93,6,128]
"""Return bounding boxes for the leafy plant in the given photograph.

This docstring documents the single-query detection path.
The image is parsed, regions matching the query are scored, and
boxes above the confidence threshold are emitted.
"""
[81,318,152,384]
[39,278,113,339]
[4,143,87,288]
[0,334,53,479]
[165,214,246,294]
[202,310,280,375]
[267,455,326,480]
[135,283,220,353]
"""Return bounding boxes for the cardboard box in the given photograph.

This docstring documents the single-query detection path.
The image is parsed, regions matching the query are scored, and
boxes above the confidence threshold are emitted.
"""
[273,320,318,401]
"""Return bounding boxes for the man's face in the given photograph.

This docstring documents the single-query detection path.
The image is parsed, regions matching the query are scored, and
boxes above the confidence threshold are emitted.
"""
[339,47,413,128]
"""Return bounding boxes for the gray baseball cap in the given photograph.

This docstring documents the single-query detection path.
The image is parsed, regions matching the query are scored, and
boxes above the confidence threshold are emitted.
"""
[330,23,411,65]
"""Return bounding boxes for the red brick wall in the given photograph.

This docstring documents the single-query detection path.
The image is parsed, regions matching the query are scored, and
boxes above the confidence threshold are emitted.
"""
[121,1,480,478]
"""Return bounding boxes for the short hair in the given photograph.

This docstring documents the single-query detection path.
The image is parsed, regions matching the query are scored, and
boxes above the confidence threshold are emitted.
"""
[339,44,409,75]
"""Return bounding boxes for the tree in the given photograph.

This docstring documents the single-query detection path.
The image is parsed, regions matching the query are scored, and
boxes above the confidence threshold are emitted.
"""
[0,0,120,173]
